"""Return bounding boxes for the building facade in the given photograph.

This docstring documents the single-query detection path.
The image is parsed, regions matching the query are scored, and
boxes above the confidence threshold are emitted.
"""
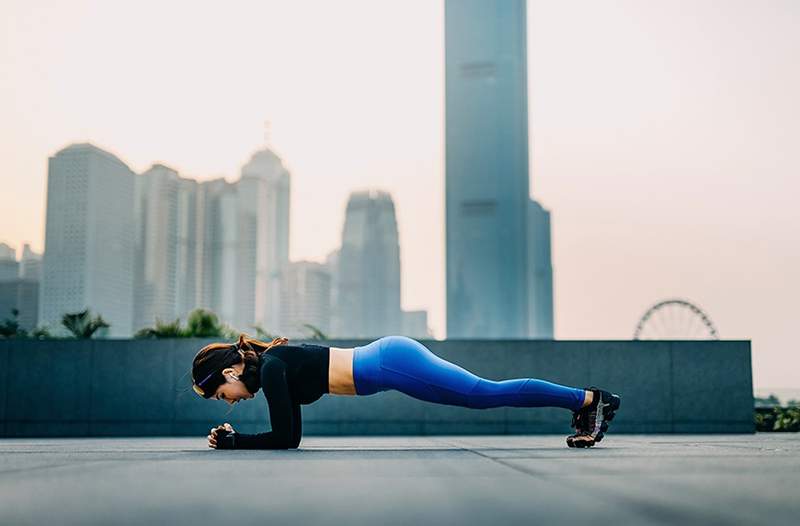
[196,178,239,328]
[527,199,554,338]
[279,260,332,338]
[445,0,532,338]
[336,190,402,338]
[133,164,200,333]
[0,244,42,331]
[237,149,291,333]
[401,309,430,339]
[19,243,42,281]
[39,143,135,337]
[0,243,18,281]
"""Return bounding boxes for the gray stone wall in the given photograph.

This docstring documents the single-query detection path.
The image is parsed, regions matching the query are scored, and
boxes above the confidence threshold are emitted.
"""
[0,339,754,437]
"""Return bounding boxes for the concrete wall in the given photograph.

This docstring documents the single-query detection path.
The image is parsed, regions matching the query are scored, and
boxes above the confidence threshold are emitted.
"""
[0,339,754,437]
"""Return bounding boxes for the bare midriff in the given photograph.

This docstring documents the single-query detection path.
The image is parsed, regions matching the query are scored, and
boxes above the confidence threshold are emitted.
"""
[328,346,357,395]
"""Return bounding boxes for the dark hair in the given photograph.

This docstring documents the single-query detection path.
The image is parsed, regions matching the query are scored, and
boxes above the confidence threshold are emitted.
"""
[191,333,289,399]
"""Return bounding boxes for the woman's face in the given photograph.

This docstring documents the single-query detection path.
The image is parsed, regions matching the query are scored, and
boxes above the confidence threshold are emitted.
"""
[212,362,256,405]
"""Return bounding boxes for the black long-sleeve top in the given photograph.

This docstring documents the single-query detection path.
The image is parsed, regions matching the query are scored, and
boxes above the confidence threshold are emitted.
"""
[222,343,330,450]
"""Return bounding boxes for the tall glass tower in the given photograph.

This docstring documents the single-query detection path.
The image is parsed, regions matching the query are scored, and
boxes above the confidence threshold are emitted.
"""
[336,190,402,338]
[445,0,531,337]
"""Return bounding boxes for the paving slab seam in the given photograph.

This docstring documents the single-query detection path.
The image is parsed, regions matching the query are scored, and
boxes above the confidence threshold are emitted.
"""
[430,436,554,478]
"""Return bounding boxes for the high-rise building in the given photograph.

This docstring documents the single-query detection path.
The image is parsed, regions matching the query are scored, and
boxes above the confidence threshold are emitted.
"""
[337,190,402,338]
[39,143,135,336]
[0,279,39,331]
[527,199,554,338]
[237,149,291,333]
[0,243,15,260]
[445,0,536,338]
[323,248,341,337]
[19,243,42,281]
[196,178,239,327]
[280,260,331,338]
[0,243,40,331]
[402,309,430,338]
[0,243,18,281]
[133,164,200,332]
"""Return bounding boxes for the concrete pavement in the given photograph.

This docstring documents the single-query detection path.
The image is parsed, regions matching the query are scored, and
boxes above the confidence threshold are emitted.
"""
[0,434,797,525]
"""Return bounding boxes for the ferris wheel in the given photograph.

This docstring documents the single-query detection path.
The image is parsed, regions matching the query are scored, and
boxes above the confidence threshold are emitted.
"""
[633,298,719,340]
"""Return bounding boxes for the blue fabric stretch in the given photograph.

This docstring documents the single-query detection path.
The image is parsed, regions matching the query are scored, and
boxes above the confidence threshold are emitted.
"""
[352,335,586,411]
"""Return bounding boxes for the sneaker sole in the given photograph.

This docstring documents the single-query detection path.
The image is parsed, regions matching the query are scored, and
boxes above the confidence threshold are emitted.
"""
[570,436,595,448]
[566,393,621,447]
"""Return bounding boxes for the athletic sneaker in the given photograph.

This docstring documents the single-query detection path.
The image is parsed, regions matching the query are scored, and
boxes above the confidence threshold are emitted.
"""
[566,387,621,448]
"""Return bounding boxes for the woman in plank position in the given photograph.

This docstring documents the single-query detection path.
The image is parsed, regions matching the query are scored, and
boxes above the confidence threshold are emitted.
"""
[191,334,621,449]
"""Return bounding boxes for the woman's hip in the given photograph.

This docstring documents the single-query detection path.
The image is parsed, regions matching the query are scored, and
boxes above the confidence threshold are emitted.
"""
[352,335,430,395]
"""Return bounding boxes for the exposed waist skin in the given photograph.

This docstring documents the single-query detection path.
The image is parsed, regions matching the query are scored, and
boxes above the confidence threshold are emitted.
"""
[328,347,356,395]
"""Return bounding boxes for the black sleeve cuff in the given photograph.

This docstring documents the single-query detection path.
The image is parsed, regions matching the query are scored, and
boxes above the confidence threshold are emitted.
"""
[215,430,236,449]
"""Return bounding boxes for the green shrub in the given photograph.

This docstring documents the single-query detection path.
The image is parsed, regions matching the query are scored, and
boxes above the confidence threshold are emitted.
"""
[0,308,25,338]
[754,407,800,432]
[134,318,186,339]
[61,308,110,339]
[135,309,251,340]
[301,323,327,340]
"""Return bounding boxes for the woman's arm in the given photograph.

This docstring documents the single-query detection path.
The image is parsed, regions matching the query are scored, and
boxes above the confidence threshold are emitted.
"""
[218,355,301,449]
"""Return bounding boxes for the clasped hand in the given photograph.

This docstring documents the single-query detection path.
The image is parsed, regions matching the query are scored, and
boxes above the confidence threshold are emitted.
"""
[207,422,235,449]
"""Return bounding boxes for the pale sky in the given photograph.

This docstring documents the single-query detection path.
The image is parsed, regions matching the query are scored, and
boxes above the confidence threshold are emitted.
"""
[1,0,798,390]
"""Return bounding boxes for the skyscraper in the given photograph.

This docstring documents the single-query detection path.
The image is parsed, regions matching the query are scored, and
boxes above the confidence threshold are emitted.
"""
[337,190,402,337]
[40,143,135,336]
[196,178,239,327]
[238,148,291,332]
[445,0,552,338]
[133,164,200,332]
[402,309,430,338]
[279,260,331,338]
[0,279,38,331]
[0,243,18,281]
[323,248,341,336]
[527,199,554,338]
[19,243,42,281]
[15,244,42,331]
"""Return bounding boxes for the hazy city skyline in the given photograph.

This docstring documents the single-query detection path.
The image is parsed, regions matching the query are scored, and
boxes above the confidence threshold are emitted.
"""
[2,0,799,390]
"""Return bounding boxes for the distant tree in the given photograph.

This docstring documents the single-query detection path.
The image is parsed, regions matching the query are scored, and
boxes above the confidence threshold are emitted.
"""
[250,324,278,341]
[754,394,781,408]
[29,325,53,339]
[134,318,186,339]
[0,308,27,339]
[184,309,226,337]
[61,308,110,339]
[301,323,327,341]
[221,324,241,340]
[133,310,247,340]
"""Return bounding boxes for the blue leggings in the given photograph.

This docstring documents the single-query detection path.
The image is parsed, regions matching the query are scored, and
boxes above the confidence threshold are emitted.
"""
[352,335,586,411]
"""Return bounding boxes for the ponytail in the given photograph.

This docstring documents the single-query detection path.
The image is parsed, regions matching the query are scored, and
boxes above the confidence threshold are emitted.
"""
[237,333,289,358]
[236,333,289,394]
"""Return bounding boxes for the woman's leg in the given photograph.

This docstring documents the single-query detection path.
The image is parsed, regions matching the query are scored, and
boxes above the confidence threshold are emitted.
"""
[369,335,586,411]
